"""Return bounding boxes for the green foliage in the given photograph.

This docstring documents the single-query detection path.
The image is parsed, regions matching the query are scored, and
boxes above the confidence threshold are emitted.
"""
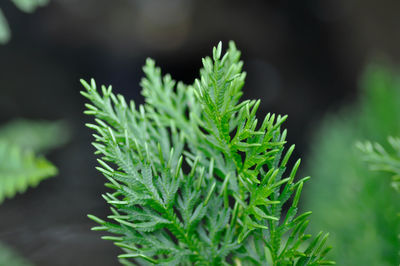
[0,141,56,203]
[82,42,333,265]
[358,136,400,257]
[0,119,69,153]
[0,0,49,44]
[11,0,49,13]
[0,119,67,203]
[358,137,400,192]
[0,9,10,44]
[0,242,33,266]
[304,65,400,265]
[0,119,67,265]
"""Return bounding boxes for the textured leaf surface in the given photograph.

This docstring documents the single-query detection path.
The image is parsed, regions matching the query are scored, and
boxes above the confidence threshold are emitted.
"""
[83,42,333,265]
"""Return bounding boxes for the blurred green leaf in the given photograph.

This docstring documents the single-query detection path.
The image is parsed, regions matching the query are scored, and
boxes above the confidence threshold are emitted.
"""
[358,137,400,192]
[0,119,69,203]
[0,0,50,44]
[0,9,11,44]
[0,242,33,266]
[0,141,57,203]
[11,0,50,13]
[0,119,69,154]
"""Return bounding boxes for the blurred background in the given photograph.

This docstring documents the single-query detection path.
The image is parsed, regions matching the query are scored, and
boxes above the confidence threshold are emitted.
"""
[0,0,399,265]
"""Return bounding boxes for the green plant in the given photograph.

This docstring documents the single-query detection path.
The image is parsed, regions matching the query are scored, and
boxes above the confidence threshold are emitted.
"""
[0,0,49,44]
[358,137,400,192]
[358,136,400,257]
[82,42,333,265]
[0,242,32,266]
[303,65,400,265]
[0,119,68,202]
[0,118,68,264]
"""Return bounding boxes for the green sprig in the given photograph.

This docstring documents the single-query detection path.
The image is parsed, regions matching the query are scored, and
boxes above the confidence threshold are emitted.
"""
[83,41,333,265]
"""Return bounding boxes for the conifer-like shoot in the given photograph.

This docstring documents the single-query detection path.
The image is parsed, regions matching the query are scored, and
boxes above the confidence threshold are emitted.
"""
[82,42,334,265]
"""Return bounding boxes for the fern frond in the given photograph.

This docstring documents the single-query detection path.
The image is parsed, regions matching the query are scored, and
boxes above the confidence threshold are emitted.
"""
[358,136,400,191]
[0,119,67,203]
[0,141,57,203]
[83,41,333,265]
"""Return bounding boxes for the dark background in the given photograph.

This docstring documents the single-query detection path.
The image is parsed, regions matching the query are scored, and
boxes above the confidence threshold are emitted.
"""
[0,0,399,265]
